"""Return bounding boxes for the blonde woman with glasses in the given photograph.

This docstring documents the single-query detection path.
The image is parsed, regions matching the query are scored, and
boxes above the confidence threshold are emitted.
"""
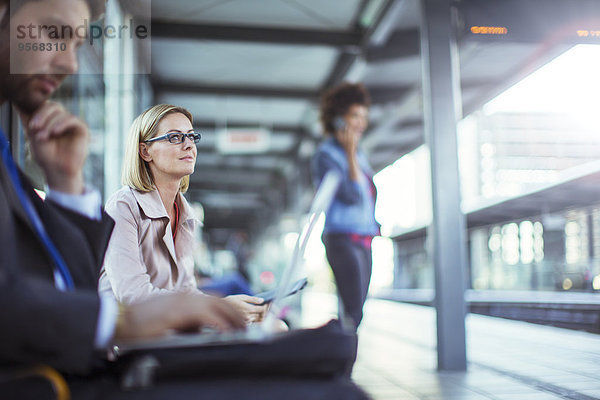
[99,104,266,324]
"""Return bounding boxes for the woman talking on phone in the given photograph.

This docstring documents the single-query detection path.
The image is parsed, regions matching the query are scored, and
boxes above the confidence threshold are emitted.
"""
[312,82,379,330]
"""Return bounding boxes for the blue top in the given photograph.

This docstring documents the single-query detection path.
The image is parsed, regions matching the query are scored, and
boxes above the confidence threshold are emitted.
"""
[311,137,379,236]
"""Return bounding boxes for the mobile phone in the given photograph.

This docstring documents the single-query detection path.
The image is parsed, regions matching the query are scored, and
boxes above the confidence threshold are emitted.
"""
[255,277,308,305]
[333,116,346,132]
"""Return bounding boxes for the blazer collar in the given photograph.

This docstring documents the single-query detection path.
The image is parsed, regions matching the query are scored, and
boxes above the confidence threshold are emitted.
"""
[131,188,200,266]
[176,192,200,226]
[131,188,168,219]
[131,188,200,226]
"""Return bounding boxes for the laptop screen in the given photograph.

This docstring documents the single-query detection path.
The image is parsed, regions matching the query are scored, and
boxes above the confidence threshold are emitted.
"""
[263,170,341,326]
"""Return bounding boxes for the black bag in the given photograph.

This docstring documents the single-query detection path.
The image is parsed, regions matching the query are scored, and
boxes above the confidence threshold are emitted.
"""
[110,319,370,400]
[114,319,357,386]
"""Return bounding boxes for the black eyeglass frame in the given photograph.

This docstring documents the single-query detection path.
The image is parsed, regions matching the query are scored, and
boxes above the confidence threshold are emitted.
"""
[144,132,201,144]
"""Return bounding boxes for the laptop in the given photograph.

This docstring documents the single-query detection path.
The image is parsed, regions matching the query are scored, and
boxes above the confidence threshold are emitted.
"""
[110,170,341,357]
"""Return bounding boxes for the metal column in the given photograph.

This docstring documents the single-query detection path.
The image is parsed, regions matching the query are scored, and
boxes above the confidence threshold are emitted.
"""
[419,0,467,370]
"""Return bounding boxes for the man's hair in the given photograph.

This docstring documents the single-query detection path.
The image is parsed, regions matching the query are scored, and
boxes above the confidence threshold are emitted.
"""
[3,0,106,21]
[319,82,371,136]
[122,104,194,193]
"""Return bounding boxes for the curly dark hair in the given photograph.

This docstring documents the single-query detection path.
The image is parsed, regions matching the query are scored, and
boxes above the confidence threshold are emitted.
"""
[320,82,371,136]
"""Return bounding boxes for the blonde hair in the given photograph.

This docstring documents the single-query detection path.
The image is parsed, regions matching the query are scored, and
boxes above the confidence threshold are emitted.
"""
[122,104,194,193]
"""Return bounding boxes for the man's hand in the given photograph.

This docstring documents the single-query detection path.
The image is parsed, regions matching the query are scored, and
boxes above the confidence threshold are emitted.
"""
[225,294,268,324]
[20,101,88,194]
[114,293,246,341]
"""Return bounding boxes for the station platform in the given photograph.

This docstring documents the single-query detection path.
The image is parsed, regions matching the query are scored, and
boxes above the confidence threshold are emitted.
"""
[352,299,600,399]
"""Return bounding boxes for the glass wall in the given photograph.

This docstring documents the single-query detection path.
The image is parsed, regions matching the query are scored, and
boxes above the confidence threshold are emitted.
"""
[15,0,153,200]
[373,43,600,295]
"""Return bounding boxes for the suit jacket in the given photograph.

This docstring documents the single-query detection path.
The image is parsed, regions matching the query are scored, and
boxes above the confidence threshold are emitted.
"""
[99,186,200,304]
[0,153,114,374]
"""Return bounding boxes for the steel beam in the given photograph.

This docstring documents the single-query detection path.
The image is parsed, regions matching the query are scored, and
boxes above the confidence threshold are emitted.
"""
[365,29,420,62]
[323,0,398,87]
[154,81,318,101]
[420,0,468,371]
[151,20,362,47]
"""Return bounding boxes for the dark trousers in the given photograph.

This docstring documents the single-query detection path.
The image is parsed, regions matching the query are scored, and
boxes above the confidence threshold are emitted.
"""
[322,233,372,329]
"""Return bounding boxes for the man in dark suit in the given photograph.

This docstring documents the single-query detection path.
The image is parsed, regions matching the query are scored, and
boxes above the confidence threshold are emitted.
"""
[0,2,369,399]
[0,0,246,392]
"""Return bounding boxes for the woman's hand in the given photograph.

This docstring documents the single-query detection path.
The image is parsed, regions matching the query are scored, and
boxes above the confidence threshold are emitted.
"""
[224,294,268,324]
[336,123,359,155]
[336,124,361,181]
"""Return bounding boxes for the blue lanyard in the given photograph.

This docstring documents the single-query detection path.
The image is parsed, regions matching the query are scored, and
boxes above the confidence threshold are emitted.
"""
[0,129,74,290]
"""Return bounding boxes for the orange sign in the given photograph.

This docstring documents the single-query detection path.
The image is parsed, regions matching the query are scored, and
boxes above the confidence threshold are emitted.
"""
[470,26,508,35]
[576,30,600,37]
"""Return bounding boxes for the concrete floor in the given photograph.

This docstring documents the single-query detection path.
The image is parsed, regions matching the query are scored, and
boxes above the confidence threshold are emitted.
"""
[352,299,600,400]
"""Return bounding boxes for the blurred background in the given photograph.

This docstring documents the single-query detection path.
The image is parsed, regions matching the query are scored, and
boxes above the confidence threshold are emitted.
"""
[2,0,600,332]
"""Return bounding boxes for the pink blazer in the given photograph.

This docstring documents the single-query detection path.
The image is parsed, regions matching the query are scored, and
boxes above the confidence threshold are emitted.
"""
[99,186,201,304]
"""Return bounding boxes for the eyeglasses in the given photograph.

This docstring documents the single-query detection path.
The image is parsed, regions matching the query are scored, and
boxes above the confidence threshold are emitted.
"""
[144,132,202,144]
